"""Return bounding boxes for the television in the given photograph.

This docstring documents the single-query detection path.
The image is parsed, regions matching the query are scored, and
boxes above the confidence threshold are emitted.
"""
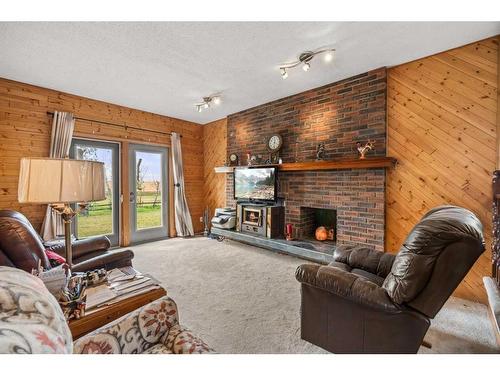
[234,167,277,202]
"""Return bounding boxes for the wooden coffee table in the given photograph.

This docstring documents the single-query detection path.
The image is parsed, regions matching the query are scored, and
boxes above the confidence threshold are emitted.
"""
[68,285,166,339]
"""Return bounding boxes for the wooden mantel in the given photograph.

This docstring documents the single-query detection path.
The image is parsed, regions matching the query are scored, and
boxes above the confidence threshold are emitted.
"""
[279,157,397,171]
[215,157,397,173]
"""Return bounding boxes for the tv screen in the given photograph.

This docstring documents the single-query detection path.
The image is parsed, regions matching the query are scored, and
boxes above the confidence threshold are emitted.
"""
[234,167,276,202]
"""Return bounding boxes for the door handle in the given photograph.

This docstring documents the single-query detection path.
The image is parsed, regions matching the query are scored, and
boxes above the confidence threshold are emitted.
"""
[129,192,135,203]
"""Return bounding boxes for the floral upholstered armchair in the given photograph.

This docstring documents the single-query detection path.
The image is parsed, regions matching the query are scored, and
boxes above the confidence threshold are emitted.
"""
[73,297,214,354]
[0,266,214,354]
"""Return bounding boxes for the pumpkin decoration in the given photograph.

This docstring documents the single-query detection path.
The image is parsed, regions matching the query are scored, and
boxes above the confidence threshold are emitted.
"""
[315,226,328,241]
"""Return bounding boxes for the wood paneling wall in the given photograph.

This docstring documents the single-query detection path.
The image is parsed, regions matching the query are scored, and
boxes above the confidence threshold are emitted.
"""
[0,77,205,242]
[386,36,499,303]
[203,118,227,219]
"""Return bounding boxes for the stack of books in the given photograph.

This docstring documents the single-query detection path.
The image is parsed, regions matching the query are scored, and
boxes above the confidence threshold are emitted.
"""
[85,267,162,310]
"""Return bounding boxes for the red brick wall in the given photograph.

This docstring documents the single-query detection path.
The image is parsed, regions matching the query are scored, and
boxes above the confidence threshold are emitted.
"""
[227,68,387,250]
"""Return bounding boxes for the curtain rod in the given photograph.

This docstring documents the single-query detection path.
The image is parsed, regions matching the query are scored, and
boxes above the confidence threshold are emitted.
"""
[46,111,181,138]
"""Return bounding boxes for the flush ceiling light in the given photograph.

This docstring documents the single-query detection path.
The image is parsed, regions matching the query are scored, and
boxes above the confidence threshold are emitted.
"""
[279,47,335,79]
[195,95,221,112]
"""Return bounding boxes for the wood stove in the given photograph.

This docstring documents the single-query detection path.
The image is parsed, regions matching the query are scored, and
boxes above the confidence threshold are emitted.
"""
[236,203,284,238]
[242,207,263,226]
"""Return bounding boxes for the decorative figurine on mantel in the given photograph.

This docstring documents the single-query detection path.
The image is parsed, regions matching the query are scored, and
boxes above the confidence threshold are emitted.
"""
[316,143,325,161]
[356,140,375,159]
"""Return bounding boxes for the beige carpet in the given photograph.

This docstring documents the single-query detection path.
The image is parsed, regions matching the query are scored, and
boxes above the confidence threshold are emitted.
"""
[130,236,499,354]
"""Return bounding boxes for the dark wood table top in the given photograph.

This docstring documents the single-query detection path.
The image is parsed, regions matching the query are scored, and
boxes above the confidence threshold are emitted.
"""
[68,286,167,340]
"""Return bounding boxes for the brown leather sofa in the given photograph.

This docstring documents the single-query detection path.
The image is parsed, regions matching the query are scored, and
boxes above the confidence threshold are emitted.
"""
[295,205,485,353]
[0,210,134,273]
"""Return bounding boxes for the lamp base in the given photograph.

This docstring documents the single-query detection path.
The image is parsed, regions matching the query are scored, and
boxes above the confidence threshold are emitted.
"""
[51,203,87,269]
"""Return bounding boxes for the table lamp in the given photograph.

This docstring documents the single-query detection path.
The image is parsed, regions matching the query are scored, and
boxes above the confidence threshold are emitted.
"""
[18,157,106,268]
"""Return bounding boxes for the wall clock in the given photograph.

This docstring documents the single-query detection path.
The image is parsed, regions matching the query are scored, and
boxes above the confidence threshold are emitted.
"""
[229,153,239,166]
[267,134,283,164]
[267,134,283,152]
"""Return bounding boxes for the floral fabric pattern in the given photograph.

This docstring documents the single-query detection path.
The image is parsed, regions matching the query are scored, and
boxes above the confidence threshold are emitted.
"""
[73,296,214,354]
[139,299,177,342]
[143,344,173,354]
[164,325,215,354]
[0,267,73,354]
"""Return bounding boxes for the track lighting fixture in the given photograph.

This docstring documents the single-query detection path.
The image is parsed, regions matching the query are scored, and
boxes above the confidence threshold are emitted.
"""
[195,95,221,112]
[279,47,335,78]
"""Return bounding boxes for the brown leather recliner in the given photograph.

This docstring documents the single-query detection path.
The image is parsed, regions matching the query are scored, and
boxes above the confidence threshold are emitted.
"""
[295,205,485,353]
[0,210,134,273]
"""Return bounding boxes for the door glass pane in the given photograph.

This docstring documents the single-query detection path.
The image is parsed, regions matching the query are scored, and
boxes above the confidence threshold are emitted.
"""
[75,145,113,237]
[135,151,162,229]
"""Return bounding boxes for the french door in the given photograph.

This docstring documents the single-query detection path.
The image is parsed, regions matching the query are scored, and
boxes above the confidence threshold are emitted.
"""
[129,143,169,244]
[70,139,120,246]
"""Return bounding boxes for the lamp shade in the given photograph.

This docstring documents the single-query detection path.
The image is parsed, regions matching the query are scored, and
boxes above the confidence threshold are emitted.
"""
[18,158,106,204]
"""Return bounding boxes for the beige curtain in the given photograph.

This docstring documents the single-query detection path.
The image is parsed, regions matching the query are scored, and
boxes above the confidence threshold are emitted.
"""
[171,132,194,237]
[40,111,75,241]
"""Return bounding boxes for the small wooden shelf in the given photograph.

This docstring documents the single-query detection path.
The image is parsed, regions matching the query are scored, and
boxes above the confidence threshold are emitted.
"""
[214,157,396,173]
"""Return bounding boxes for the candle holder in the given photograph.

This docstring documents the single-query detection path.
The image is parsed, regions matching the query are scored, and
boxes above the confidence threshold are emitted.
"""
[285,223,294,241]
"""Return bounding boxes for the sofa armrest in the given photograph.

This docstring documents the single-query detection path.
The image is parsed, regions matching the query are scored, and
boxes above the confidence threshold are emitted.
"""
[44,236,111,258]
[72,249,134,272]
[334,244,396,278]
[163,325,215,354]
[295,264,399,312]
[74,296,178,354]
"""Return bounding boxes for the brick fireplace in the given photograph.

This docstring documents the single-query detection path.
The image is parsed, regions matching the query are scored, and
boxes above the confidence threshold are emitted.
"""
[298,207,337,242]
[226,68,387,251]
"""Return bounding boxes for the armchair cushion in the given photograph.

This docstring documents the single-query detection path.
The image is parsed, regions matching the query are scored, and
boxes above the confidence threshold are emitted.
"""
[73,296,214,354]
[333,244,395,278]
[295,263,399,312]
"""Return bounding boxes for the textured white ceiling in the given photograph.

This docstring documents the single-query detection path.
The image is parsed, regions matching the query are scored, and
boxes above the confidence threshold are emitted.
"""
[0,22,498,124]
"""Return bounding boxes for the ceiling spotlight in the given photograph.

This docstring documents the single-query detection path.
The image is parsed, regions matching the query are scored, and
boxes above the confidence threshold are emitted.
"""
[324,51,334,63]
[195,95,221,112]
[279,47,335,78]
